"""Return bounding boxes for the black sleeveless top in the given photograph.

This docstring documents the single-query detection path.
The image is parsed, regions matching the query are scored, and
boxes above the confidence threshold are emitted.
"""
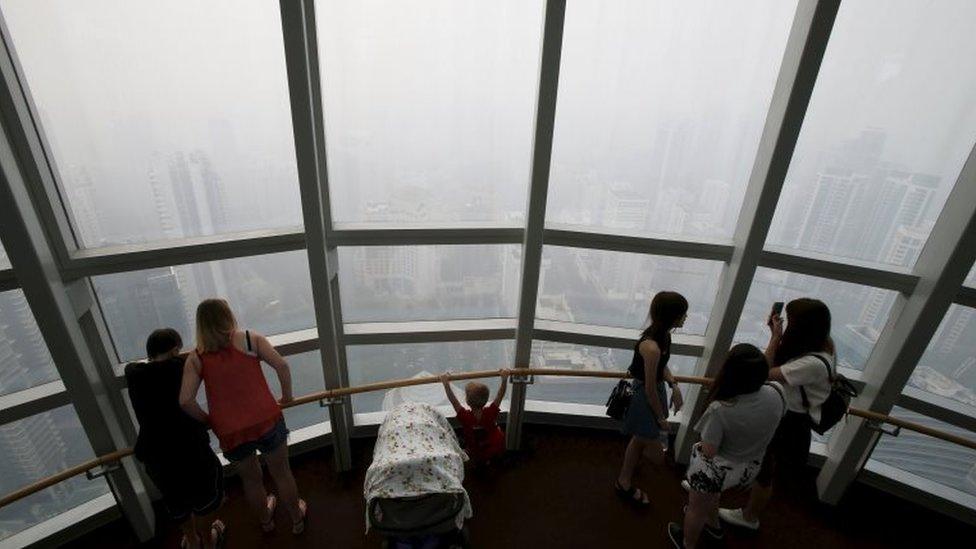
[628,331,671,382]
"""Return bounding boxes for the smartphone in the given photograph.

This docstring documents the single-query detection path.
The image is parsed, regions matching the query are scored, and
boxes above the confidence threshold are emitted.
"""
[771,301,784,317]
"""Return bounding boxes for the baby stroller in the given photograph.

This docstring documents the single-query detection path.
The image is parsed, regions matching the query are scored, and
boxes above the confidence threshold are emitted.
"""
[365,402,472,549]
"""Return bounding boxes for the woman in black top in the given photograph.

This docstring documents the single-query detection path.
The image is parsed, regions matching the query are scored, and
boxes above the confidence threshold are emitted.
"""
[615,292,688,506]
[125,329,225,548]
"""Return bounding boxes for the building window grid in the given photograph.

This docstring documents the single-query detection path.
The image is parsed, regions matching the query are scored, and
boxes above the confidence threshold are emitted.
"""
[0,0,973,541]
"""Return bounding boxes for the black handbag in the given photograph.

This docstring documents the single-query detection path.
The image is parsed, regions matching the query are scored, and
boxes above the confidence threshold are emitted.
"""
[606,379,634,420]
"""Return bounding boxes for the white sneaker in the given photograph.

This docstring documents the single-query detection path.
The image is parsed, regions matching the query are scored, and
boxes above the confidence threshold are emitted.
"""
[680,480,690,493]
[718,507,760,531]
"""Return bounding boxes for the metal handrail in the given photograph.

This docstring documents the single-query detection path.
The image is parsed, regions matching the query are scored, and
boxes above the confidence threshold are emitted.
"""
[1,368,973,509]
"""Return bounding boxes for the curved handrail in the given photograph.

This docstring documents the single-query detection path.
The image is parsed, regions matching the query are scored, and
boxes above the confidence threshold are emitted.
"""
[1,368,973,509]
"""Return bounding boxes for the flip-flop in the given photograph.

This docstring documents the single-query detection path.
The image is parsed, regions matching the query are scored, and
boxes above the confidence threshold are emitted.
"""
[261,494,278,533]
[292,499,308,535]
[615,481,650,507]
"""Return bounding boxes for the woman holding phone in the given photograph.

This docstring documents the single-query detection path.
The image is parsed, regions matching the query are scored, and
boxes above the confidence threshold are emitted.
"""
[615,291,688,507]
[719,298,835,531]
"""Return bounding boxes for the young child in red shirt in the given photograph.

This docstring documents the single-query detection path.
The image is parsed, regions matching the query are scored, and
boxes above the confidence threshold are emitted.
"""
[440,370,509,465]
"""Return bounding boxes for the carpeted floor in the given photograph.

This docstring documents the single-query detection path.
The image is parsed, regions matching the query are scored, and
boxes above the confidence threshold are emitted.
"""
[67,424,965,548]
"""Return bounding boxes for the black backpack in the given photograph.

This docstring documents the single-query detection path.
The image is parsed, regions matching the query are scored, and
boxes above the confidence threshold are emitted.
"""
[800,354,859,435]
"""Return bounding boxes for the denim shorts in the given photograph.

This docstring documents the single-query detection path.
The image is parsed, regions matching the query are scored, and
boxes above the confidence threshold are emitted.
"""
[621,380,668,439]
[223,419,289,462]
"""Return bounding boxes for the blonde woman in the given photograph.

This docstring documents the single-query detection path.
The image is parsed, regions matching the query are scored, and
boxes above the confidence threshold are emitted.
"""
[180,299,307,535]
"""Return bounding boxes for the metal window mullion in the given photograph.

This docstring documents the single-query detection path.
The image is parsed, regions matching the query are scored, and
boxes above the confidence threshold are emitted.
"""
[329,226,524,247]
[895,387,976,435]
[0,380,70,425]
[507,0,566,451]
[278,0,353,471]
[61,227,306,280]
[543,226,734,262]
[0,111,155,541]
[758,248,919,294]
[0,267,16,291]
[674,0,842,463]
[816,142,976,503]
[955,285,976,309]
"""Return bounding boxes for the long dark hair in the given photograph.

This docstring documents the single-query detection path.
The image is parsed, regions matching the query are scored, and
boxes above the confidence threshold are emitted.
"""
[641,291,689,341]
[708,343,769,404]
[773,298,831,367]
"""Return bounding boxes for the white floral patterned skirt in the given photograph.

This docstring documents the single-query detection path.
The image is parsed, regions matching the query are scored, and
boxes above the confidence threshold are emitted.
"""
[686,443,761,494]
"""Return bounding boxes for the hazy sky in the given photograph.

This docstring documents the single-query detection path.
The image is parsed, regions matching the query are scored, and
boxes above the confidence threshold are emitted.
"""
[0,0,974,245]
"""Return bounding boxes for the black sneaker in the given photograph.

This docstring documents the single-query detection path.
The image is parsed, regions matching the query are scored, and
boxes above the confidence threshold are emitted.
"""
[681,506,724,540]
[667,522,685,549]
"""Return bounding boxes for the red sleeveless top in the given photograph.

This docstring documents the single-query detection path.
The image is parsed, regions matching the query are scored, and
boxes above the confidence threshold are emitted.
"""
[198,337,282,452]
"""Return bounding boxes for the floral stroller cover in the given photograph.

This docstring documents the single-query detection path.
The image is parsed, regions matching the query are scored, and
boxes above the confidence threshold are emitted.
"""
[364,402,472,532]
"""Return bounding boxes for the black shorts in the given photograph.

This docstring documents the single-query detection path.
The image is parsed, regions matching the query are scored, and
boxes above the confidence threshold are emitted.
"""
[756,411,812,487]
[145,446,224,521]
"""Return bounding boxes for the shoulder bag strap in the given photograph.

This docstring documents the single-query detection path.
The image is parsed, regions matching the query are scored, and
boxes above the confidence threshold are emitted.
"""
[245,330,252,353]
[765,381,787,412]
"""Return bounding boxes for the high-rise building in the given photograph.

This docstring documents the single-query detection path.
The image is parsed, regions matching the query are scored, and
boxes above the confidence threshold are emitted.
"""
[602,185,649,231]
[0,292,56,393]
[855,170,939,263]
[798,168,859,254]
[0,299,71,515]
[166,151,228,238]
[63,165,104,247]
[0,413,70,505]
[97,269,192,361]
[858,225,930,331]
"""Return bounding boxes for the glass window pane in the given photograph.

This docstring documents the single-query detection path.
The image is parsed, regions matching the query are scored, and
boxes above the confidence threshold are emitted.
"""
[965,264,976,288]
[346,341,514,417]
[546,0,795,239]
[871,407,976,498]
[528,340,697,407]
[734,268,897,371]
[906,305,976,412]
[767,0,976,267]
[537,246,721,334]
[318,0,543,226]
[1,0,301,248]
[0,406,111,541]
[0,243,9,270]
[0,290,59,396]
[338,246,520,323]
[93,251,313,362]
[269,351,327,432]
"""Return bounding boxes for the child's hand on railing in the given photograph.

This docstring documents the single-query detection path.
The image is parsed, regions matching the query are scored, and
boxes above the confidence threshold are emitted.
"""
[500,368,511,380]
[440,371,452,384]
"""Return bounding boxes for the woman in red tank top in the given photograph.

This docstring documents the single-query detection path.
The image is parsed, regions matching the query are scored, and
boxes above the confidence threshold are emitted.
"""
[180,299,308,535]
